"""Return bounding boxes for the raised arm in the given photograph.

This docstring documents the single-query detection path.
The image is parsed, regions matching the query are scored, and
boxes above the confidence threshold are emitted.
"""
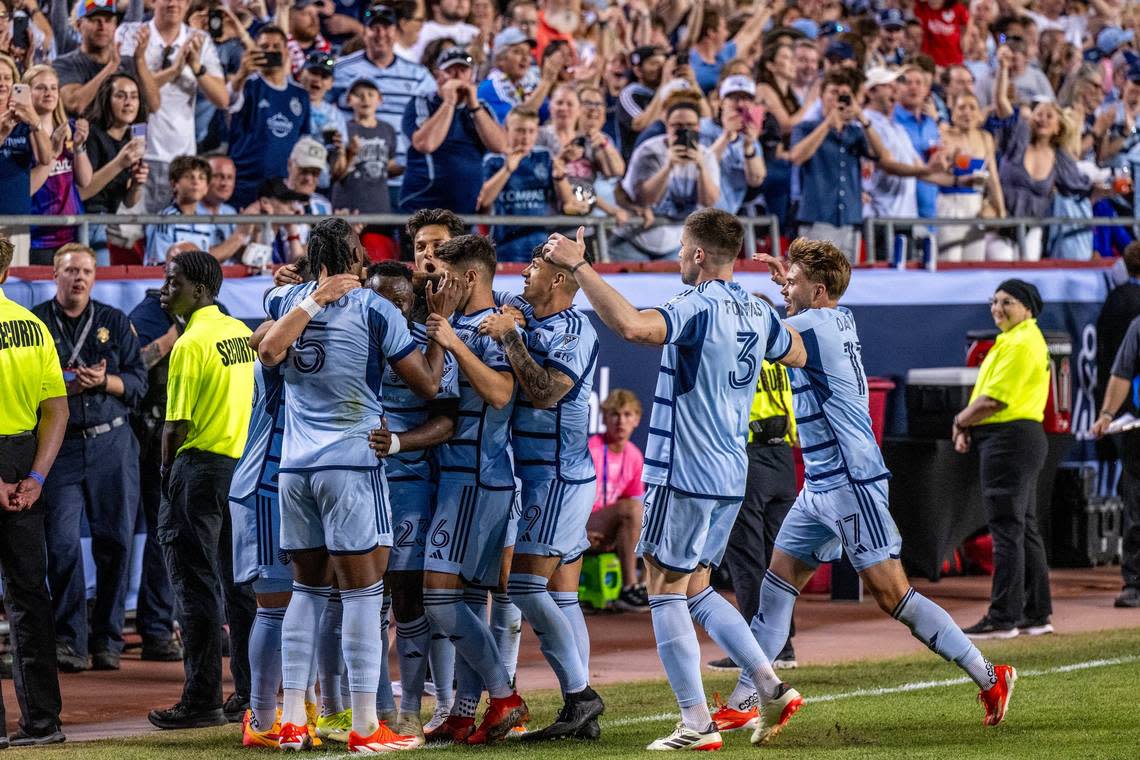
[257,274,362,365]
[426,315,515,408]
[543,228,667,345]
[479,312,574,408]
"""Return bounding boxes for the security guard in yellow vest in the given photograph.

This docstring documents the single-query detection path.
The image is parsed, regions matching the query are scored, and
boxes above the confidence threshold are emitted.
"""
[953,279,1052,640]
[147,250,256,731]
[0,236,69,746]
[709,357,799,674]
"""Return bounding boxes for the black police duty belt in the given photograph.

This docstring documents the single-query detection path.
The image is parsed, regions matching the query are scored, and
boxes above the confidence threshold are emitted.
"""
[68,415,128,440]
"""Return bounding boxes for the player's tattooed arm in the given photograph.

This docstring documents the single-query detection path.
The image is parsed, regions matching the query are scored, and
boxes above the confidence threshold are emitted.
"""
[500,329,574,409]
[139,324,179,370]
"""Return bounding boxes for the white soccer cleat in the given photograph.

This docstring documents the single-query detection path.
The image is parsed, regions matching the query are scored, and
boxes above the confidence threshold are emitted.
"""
[646,721,723,751]
[752,685,804,746]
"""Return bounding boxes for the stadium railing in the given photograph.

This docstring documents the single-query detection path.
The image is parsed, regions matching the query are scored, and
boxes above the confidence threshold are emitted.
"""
[864,216,1139,270]
[0,212,782,266]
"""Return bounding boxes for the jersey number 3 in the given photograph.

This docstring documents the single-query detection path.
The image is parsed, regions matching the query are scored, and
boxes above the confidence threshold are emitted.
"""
[730,331,759,389]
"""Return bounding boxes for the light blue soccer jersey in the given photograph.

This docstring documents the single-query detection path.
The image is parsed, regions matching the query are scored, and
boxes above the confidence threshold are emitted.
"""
[511,307,599,484]
[645,280,793,499]
[436,308,516,488]
[785,306,890,492]
[382,321,460,481]
[264,283,417,470]
[228,361,285,502]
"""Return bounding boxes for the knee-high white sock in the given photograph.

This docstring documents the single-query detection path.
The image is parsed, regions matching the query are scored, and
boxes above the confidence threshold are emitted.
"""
[249,606,285,730]
[281,582,330,727]
[341,580,385,736]
[731,570,800,708]
[650,594,712,731]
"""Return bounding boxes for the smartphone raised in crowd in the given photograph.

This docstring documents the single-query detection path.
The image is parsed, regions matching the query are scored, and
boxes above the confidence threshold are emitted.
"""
[262,51,284,69]
[208,9,225,41]
[10,83,31,109]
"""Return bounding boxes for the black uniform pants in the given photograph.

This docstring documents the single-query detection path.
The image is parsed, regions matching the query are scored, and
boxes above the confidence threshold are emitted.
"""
[134,420,178,642]
[723,443,798,655]
[158,449,253,709]
[0,433,63,737]
[975,420,1052,626]
[1116,470,1140,591]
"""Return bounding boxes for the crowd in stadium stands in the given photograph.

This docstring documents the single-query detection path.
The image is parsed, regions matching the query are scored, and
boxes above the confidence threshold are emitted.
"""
[0,0,1139,266]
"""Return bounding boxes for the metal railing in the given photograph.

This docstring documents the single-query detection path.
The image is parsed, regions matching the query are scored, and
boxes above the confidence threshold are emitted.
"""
[1,212,782,265]
[864,216,1140,271]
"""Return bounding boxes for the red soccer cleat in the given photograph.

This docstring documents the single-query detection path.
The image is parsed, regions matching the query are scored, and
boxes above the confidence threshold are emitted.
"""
[711,692,759,732]
[423,715,475,744]
[276,721,311,751]
[346,722,420,753]
[467,693,529,745]
[979,664,1017,726]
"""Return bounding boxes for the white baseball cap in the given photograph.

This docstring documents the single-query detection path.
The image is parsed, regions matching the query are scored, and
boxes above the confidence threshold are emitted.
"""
[719,75,757,99]
[864,66,903,89]
[290,137,328,171]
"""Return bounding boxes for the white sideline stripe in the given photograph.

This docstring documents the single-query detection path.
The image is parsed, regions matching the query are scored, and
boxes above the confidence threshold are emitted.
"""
[601,655,1140,729]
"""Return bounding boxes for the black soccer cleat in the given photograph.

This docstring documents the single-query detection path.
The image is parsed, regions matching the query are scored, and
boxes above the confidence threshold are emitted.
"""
[522,686,604,742]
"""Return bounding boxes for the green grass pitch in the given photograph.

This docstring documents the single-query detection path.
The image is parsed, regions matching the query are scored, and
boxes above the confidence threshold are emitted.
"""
[32,627,1140,759]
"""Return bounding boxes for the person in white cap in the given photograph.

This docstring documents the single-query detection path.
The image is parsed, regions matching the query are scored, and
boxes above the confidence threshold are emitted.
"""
[476,26,562,123]
[707,75,768,214]
[278,137,333,253]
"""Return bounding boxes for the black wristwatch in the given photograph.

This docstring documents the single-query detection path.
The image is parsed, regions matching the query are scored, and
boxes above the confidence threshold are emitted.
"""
[194,64,206,77]
[470,104,484,115]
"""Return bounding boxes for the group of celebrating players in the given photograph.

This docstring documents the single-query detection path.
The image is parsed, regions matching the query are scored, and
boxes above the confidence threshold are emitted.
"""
[202,206,1017,754]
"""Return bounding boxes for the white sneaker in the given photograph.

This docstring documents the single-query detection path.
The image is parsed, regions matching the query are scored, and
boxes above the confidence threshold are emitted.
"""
[423,701,452,733]
[647,721,723,751]
[752,685,804,746]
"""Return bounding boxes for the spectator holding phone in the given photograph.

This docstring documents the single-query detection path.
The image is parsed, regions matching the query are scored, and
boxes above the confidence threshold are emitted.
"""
[54,0,161,119]
[477,105,575,262]
[401,45,506,212]
[26,65,92,265]
[0,53,51,259]
[0,0,53,69]
[79,73,150,265]
[226,25,310,208]
[706,75,768,214]
[614,92,719,261]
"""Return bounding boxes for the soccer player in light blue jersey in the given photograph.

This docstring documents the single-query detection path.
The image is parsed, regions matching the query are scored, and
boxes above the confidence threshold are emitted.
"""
[420,234,530,745]
[720,239,1016,730]
[257,219,455,753]
[543,209,809,751]
[478,246,605,741]
[227,322,298,748]
[364,262,461,743]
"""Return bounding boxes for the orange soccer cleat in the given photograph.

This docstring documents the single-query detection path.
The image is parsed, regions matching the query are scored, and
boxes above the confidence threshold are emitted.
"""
[979,664,1017,726]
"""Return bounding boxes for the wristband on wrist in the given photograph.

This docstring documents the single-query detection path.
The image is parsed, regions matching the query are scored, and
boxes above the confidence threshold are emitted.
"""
[388,432,401,455]
[570,259,588,274]
[28,471,46,486]
[1100,410,1114,419]
[298,295,322,317]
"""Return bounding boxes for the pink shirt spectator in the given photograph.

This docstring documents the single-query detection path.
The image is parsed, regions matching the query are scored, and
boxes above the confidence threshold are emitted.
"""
[588,433,645,513]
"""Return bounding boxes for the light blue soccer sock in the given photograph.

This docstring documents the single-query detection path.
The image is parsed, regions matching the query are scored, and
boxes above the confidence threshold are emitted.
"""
[453,587,491,714]
[550,590,590,675]
[376,594,396,716]
[731,570,800,706]
[317,593,344,716]
[281,582,331,727]
[396,614,432,715]
[342,580,385,735]
[428,625,456,710]
[490,592,522,684]
[649,594,712,731]
[424,587,512,712]
[508,574,588,694]
[894,587,996,689]
[249,606,285,730]
[688,588,781,702]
